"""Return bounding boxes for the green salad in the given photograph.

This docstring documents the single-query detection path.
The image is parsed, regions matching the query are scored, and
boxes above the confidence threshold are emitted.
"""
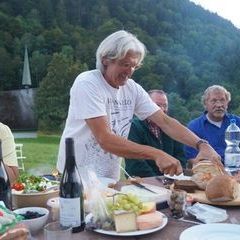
[12,173,59,193]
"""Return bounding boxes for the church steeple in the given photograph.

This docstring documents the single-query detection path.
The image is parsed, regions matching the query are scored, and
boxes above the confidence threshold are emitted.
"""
[22,45,32,88]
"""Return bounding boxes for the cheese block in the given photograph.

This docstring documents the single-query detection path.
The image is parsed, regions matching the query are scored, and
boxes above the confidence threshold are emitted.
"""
[139,202,156,214]
[136,211,163,230]
[121,184,171,203]
[113,210,137,233]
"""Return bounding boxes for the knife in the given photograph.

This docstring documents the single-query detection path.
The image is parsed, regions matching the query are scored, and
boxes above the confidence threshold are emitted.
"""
[131,182,158,194]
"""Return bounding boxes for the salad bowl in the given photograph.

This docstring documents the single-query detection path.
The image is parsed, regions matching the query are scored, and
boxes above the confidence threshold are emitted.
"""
[12,189,59,208]
[12,174,59,208]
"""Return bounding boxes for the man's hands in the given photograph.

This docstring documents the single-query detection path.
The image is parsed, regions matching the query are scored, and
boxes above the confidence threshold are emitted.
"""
[86,116,183,176]
[194,142,222,167]
[5,165,19,185]
[155,154,183,176]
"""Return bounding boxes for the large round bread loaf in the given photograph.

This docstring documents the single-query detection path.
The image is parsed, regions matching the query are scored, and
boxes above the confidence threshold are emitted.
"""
[205,175,239,202]
[191,160,226,190]
[192,160,225,175]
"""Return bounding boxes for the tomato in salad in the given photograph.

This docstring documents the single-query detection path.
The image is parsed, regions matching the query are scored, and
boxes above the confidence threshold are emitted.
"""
[12,182,25,191]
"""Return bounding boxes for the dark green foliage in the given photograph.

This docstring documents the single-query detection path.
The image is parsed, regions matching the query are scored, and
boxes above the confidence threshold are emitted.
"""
[1,0,240,131]
[36,53,87,131]
[168,93,191,125]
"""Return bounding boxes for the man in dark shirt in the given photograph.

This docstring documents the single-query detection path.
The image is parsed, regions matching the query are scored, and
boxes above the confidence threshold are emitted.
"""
[125,90,185,177]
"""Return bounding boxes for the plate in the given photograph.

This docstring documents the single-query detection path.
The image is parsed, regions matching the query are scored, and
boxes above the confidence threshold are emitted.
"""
[164,173,192,181]
[180,223,240,240]
[121,184,171,203]
[87,212,168,236]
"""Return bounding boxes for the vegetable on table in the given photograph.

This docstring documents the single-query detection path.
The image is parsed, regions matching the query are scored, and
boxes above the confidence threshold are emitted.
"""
[11,173,59,193]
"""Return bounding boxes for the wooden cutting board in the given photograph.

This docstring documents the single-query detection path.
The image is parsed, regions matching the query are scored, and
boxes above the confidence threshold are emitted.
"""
[189,190,240,206]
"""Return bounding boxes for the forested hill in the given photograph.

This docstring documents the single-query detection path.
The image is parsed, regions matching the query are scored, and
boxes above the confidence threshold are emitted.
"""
[1,0,240,130]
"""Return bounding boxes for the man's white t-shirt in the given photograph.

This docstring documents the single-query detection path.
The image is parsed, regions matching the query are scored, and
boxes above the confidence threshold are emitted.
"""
[57,70,159,181]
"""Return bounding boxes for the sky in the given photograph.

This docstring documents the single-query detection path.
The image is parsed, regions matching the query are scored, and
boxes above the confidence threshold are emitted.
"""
[190,0,240,28]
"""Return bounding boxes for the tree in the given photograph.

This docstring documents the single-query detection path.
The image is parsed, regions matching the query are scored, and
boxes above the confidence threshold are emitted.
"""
[36,53,87,132]
[168,92,191,125]
[0,47,12,90]
[56,0,67,26]
[31,50,50,87]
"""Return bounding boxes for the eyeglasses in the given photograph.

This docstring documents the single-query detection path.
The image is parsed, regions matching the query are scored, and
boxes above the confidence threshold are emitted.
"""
[208,99,227,105]
[117,60,142,71]
[158,104,168,110]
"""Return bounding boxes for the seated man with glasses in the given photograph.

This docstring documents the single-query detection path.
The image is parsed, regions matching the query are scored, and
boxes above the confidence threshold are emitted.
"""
[184,85,240,168]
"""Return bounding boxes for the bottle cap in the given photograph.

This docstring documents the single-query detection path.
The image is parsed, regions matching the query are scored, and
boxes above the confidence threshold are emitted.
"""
[230,118,236,124]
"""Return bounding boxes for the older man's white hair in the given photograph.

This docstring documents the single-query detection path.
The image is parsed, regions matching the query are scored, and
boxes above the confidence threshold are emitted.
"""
[96,30,146,73]
[201,85,231,106]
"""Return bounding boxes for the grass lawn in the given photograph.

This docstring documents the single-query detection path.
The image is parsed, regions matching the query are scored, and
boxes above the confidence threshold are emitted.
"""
[15,134,126,179]
[15,135,60,175]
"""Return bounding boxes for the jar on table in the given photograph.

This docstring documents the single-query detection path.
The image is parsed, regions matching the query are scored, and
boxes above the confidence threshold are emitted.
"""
[168,189,187,219]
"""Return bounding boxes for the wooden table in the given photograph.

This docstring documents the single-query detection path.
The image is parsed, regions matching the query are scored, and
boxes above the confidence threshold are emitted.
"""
[34,177,240,240]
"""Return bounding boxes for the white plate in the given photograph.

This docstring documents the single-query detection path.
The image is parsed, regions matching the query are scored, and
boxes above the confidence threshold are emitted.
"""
[164,173,192,181]
[180,223,240,240]
[121,184,171,203]
[87,212,168,236]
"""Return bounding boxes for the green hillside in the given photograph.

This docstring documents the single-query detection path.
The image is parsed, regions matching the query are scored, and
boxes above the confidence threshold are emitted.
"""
[1,0,240,130]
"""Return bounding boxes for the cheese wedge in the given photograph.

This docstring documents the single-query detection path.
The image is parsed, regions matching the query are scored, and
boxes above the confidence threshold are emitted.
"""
[113,210,137,233]
[139,202,156,214]
[137,211,163,230]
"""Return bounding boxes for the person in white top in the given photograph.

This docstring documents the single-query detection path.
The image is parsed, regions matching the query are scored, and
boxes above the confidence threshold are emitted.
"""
[0,122,19,184]
[57,30,220,181]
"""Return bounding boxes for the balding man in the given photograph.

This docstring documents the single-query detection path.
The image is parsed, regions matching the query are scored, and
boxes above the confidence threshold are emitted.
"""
[125,90,185,177]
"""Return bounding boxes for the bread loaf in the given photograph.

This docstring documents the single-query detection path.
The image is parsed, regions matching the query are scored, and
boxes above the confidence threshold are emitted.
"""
[205,175,240,202]
[0,224,29,240]
[192,160,225,175]
[191,160,226,190]
[174,180,200,193]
